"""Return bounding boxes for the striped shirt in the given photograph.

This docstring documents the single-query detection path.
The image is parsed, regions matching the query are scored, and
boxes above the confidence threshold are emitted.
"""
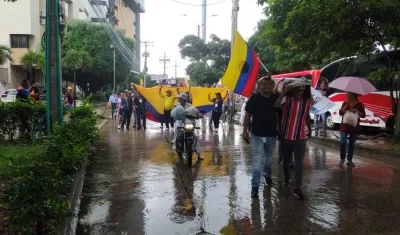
[281,97,311,140]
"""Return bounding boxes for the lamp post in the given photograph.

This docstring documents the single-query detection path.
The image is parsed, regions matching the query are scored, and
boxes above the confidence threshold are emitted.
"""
[110,44,116,91]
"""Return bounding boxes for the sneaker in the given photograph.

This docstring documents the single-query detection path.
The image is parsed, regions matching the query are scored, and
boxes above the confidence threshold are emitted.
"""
[251,187,259,199]
[339,159,345,167]
[283,178,291,187]
[118,125,121,129]
[347,161,355,167]
[265,177,273,186]
[276,159,283,164]
[132,125,136,128]
[294,188,305,200]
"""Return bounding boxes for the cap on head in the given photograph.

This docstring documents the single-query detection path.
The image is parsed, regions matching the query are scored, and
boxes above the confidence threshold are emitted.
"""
[177,93,188,101]
[166,90,172,93]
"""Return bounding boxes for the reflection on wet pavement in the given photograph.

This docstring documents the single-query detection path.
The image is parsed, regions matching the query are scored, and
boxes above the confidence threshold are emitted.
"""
[77,120,400,234]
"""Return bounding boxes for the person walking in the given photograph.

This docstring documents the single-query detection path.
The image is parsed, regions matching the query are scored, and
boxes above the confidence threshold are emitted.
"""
[208,92,224,132]
[64,87,73,110]
[159,87,177,130]
[275,78,313,200]
[134,91,147,130]
[338,92,366,167]
[242,77,280,199]
[125,91,134,130]
[108,91,119,120]
[119,92,129,131]
[314,77,331,137]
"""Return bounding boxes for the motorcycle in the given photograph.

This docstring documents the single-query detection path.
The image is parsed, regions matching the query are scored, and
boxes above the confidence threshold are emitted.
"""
[176,115,200,167]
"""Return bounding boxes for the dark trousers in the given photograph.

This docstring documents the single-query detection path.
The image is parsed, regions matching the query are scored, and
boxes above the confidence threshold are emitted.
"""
[340,132,357,161]
[282,139,306,188]
[120,110,128,130]
[163,109,174,128]
[136,109,146,129]
[126,110,133,128]
[111,103,117,119]
[212,111,222,128]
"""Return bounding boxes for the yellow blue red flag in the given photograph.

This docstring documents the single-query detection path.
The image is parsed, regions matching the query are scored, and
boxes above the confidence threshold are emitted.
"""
[134,85,228,123]
[221,31,261,97]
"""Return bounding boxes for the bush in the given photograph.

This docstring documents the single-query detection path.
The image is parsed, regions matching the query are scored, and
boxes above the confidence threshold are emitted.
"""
[0,100,46,141]
[0,105,99,234]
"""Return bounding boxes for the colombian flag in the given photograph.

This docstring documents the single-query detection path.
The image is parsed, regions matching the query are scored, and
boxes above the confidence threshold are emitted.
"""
[134,85,228,123]
[221,31,261,97]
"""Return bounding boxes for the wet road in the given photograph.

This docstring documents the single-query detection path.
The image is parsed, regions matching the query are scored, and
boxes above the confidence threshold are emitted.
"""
[77,119,400,235]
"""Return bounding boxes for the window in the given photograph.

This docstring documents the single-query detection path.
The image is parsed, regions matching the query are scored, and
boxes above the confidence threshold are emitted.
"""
[91,17,106,23]
[10,35,29,48]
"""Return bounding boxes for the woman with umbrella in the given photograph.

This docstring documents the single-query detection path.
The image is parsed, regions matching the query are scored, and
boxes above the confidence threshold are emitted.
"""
[329,76,374,167]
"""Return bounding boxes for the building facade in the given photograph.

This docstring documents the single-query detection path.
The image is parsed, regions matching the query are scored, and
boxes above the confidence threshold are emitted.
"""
[0,0,88,89]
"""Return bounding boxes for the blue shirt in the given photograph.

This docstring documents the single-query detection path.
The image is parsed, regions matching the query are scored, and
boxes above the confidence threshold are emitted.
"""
[109,94,118,103]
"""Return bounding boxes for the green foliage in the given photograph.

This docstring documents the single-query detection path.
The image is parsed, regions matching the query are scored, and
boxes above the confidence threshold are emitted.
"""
[0,44,13,65]
[251,0,400,73]
[0,100,46,141]
[368,68,400,90]
[0,105,99,234]
[178,34,230,85]
[62,20,134,94]
[20,50,45,73]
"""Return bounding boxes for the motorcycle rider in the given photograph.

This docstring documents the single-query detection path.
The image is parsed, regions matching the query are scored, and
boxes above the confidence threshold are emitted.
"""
[171,93,204,160]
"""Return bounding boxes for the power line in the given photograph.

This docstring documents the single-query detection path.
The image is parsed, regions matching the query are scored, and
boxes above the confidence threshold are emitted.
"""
[169,0,226,7]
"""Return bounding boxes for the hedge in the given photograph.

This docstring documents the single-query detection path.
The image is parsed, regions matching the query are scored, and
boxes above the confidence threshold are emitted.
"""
[0,104,99,234]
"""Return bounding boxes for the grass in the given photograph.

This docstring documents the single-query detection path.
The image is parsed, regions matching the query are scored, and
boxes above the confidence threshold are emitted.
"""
[0,142,43,178]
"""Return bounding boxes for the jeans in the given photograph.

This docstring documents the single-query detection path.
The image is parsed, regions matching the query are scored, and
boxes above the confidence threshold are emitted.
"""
[314,113,327,133]
[340,132,357,161]
[136,109,146,128]
[251,134,276,188]
[282,139,306,188]
[66,103,72,110]
[120,109,128,130]
[111,103,118,119]
[212,111,222,129]
[163,109,174,128]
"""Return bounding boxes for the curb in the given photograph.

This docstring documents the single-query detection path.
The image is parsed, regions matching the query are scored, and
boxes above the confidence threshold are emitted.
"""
[60,119,108,235]
[309,136,400,157]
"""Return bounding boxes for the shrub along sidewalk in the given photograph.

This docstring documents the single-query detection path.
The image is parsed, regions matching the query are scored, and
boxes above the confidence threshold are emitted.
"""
[0,102,99,234]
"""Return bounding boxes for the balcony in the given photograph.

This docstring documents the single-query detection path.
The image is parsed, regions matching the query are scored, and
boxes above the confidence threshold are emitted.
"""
[123,0,145,13]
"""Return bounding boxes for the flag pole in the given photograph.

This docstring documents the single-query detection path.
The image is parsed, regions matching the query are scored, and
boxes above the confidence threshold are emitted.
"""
[257,57,270,73]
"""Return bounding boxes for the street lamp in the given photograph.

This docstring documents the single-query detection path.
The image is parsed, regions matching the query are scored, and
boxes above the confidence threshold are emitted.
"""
[110,44,116,91]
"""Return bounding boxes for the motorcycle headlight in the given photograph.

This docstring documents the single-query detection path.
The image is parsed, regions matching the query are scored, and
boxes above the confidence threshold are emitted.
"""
[184,123,194,130]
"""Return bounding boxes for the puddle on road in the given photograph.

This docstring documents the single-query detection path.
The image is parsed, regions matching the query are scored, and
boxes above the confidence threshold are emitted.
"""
[77,121,400,235]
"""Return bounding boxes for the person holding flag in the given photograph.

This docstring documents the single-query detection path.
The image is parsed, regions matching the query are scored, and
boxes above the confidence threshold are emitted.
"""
[158,86,177,130]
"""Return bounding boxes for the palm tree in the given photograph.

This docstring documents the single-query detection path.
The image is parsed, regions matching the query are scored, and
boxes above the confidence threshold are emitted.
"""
[20,50,45,84]
[62,49,92,106]
[0,45,13,65]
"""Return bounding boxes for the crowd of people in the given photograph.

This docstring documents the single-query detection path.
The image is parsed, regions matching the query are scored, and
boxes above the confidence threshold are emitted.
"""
[106,77,366,201]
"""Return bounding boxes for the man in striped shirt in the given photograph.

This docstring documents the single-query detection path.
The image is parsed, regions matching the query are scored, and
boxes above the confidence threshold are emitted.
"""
[275,78,314,200]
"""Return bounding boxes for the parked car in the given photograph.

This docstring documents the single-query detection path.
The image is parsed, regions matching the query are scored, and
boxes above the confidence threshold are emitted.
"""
[1,89,17,103]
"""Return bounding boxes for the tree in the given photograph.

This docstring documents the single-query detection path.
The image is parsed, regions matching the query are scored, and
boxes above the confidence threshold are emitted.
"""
[20,50,45,84]
[0,45,13,65]
[61,20,134,94]
[178,34,230,85]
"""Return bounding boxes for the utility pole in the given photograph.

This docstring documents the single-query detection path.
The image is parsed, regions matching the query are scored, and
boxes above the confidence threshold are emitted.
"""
[202,0,207,42]
[44,0,64,132]
[172,60,180,79]
[159,52,171,75]
[198,25,200,38]
[141,41,153,87]
[230,0,239,122]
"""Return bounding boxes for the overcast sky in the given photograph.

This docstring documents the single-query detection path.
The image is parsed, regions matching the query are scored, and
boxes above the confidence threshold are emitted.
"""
[140,0,265,78]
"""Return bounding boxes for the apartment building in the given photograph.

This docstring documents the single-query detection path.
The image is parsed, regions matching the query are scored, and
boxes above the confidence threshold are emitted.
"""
[87,0,144,72]
[0,0,88,89]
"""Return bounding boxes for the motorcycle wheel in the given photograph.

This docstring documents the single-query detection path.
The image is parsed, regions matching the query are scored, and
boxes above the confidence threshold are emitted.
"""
[186,142,193,168]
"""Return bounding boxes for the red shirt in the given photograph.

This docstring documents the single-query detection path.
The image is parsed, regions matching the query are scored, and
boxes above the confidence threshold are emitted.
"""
[281,97,311,140]
[339,101,366,134]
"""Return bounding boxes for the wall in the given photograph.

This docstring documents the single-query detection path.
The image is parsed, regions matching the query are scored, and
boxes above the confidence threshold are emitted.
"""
[115,0,136,40]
